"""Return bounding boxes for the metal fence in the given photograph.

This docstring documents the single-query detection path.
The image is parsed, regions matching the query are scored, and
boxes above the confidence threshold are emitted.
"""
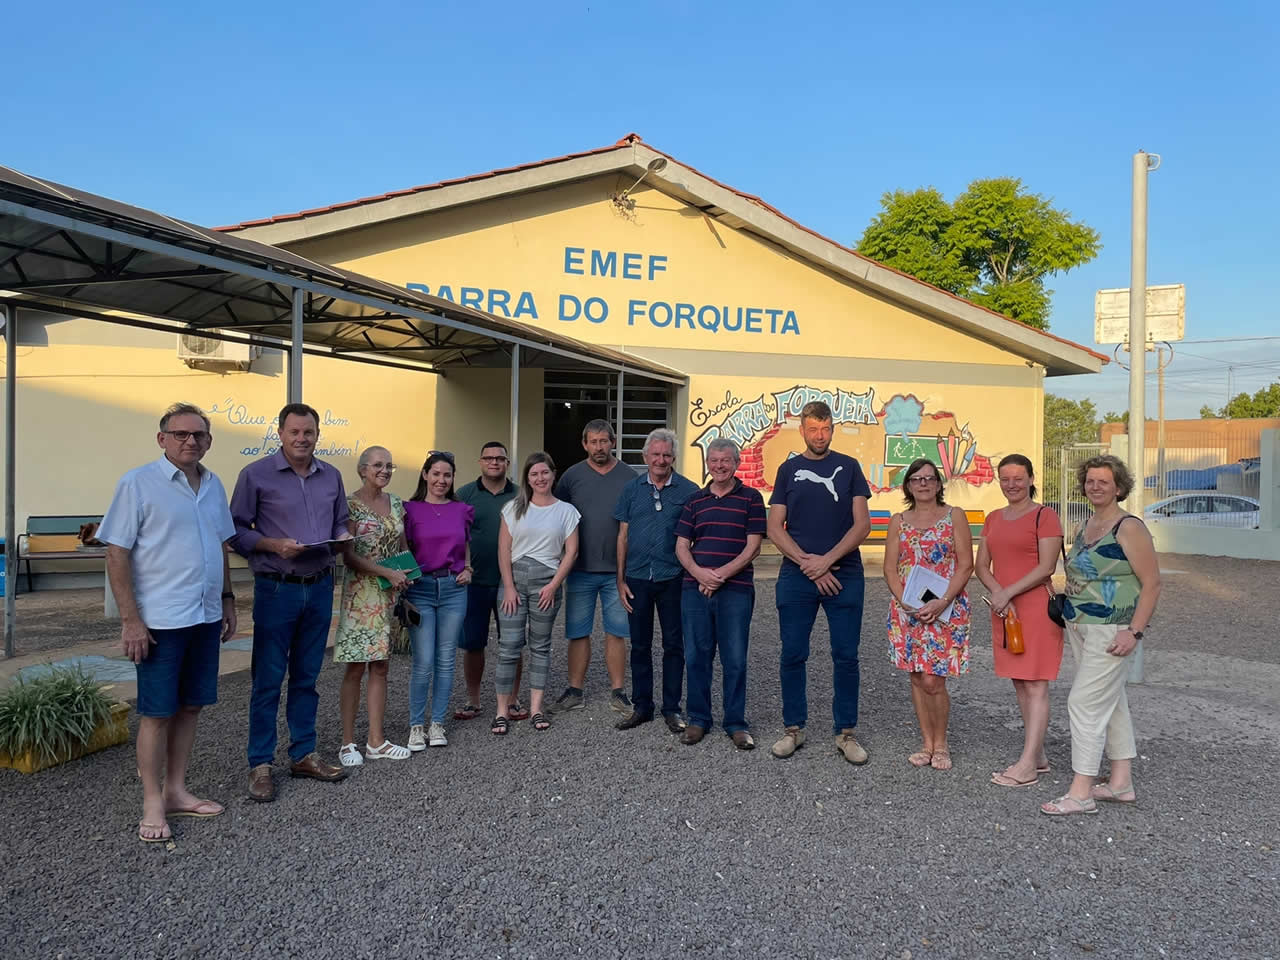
[1042,443,1106,542]
[1046,429,1264,535]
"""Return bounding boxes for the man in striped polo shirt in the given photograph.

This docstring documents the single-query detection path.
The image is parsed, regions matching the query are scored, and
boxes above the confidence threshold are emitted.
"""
[674,438,766,748]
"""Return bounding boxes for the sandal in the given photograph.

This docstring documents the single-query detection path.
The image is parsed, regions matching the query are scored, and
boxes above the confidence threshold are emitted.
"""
[930,749,953,771]
[1091,782,1136,804]
[364,740,411,761]
[531,713,551,732]
[454,703,482,721]
[990,771,1039,788]
[491,716,509,736]
[1040,793,1098,816]
[508,700,531,722]
[908,750,932,768]
[138,820,171,844]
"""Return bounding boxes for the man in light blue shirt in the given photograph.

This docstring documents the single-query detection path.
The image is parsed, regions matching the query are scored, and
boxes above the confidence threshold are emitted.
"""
[100,403,237,844]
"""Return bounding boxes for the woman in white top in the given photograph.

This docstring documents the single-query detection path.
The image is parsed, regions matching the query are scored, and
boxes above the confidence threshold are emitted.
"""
[495,452,580,734]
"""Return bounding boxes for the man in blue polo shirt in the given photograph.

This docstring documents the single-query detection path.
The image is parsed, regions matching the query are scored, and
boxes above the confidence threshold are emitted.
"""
[100,403,238,843]
[766,400,873,764]
[614,428,699,733]
[675,438,766,748]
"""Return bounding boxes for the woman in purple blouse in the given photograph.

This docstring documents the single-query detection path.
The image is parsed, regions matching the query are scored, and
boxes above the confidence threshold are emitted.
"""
[402,452,474,751]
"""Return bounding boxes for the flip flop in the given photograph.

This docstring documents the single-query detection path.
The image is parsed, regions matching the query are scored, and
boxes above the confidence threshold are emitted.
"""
[138,820,171,843]
[990,771,1039,788]
[454,703,482,721]
[908,751,933,767]
[165,799,224,819]
[508,701,531,722]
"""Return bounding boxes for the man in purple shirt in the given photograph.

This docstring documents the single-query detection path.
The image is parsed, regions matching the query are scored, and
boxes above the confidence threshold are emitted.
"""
[231,402,352,801]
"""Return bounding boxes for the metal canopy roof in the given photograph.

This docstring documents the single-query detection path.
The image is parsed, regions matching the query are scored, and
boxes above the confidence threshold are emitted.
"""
[0,165,685,383]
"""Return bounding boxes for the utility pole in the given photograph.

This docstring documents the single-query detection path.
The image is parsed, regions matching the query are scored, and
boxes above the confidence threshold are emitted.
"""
[1156,345,1168,500]
[1127,150,1160,685]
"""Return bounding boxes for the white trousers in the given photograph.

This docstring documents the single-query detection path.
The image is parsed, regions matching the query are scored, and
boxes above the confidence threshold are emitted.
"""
[1066,622,1138,776]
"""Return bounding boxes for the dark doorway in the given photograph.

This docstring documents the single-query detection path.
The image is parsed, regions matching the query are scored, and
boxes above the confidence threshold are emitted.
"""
[543,397,606,477]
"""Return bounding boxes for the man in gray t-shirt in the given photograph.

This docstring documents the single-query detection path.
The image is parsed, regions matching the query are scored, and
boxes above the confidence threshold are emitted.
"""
[549,419,635,714]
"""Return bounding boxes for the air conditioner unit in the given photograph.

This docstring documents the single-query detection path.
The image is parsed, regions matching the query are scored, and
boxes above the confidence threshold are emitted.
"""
[177,334,260,370]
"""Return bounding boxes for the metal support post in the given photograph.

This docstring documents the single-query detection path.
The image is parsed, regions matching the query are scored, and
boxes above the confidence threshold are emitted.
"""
[1156,346,1168,500]
[4,302,17,658]
[509,344,520,468]
[1127,151,1159,684]
[615,370,625,456]
[288,288,304,403]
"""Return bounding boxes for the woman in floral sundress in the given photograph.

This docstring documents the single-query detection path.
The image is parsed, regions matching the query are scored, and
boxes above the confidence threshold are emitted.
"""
[334,446,412,766]
[883,458,973,771]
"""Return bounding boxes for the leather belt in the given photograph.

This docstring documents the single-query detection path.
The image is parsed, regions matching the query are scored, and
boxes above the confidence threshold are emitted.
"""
[424,566,454,578]
[256,570,331,585]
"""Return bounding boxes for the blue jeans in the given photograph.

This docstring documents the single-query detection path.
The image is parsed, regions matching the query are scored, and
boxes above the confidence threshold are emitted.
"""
[248,573,334,767]
[682,585,754,734]
[775,561,865,734]
[407,574,467,725]
[626,576,684,718]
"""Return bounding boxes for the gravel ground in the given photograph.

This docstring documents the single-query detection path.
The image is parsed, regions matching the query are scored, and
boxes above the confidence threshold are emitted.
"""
[2,556,1278,959]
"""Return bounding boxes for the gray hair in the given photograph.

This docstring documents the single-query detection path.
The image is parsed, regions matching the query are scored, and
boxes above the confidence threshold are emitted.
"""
[357,445,391,478]
[582,418,615,443]
[705,437,740,464]
[642,428,678,455]
[159,402,211,432]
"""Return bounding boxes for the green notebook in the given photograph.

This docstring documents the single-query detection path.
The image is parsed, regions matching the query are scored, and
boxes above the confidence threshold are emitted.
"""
[377,551,423,590]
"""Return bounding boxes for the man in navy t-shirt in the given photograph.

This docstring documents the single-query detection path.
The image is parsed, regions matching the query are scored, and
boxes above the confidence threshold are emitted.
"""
[766,400,872,764]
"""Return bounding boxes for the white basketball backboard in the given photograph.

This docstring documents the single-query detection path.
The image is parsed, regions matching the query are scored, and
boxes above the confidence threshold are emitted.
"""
[1095,284,1185,345]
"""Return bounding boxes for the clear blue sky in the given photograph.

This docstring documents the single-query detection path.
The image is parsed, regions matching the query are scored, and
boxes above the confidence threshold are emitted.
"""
[7,0,1278,417]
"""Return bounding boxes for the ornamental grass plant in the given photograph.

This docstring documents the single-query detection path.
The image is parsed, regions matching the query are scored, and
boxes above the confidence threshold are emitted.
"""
[0,666,116,767]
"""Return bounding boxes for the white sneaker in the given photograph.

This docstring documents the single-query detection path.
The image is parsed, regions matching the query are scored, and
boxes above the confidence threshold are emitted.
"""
[407,725,427,752]
[364,740,411,761]
[428,722,448,747]
[338,743,364,767]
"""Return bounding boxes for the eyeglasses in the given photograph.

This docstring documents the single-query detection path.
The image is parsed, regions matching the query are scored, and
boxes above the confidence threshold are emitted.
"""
[909,475,940,485]
[163,430,211,445]
[429,450,455,465]
[366,461,396,473]
[479,455,509,464]
[652,485,663,511]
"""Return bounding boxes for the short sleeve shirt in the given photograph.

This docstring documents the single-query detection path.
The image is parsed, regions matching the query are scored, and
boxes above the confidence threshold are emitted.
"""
[613,472,699,581]
[675,480,767,592]
[456,478,517,587]
[501,500,581,571]
[98,457,236,630]
[553,459,635,573]
[769,451,872,569]
[404,500,475,574]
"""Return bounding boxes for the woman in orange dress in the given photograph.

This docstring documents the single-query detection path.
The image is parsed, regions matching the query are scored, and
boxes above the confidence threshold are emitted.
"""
[975,453,1064,787]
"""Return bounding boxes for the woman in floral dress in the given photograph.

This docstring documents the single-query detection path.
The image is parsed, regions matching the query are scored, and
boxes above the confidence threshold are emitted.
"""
[883,458,973,771]
[335,446,411,766]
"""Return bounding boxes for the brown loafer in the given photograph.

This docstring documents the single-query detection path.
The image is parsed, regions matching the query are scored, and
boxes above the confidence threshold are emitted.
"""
[731,730,756,751]
[289,752,348,782]
[248,764,275,803]
[680,724,706,746]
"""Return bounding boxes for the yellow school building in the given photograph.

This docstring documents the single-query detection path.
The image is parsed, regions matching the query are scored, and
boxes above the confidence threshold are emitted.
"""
[4,134,1105,582]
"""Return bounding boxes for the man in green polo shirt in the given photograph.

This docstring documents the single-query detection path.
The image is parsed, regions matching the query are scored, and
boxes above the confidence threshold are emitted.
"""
[455,441,524,720]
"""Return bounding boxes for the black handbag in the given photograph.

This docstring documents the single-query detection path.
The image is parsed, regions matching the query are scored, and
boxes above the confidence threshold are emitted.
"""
[393,595,421,628]
[1037,507,1068,628]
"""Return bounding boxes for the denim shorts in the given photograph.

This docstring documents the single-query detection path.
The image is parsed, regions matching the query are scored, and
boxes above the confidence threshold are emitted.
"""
[135,620,222,718]
[564,571,630,639]
[461,583,501,651]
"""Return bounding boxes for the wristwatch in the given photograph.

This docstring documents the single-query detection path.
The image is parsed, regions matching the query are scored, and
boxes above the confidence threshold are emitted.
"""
[1131,630,1144,639]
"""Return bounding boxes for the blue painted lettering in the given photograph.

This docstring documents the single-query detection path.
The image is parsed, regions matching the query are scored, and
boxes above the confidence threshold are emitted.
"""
[745,308,762,333]
[406,282,430,295]
[559,294,583,322]
[584,297,608,323]
[675,302,697,330]
[766,308,782,334]
[563,247,585,275]
[513,292,538,320]
[622,252,643,280]
[720,306,741,332]
[488,289,511,317]
[460,287,483,309]
[435,285,454,302]
[590,250,617,278]
[781,310,800,335]
[648,254,668,281]
[627,299,645,326]
[649,301,673,327]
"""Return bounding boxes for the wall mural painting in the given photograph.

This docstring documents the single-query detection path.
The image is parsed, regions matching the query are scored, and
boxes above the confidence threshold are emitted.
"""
[689,384,995,493]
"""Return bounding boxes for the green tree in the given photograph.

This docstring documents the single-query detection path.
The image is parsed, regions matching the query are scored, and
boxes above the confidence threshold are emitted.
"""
[1044,394,1101,448]
[1103,410,1128,426]
[857,178,1101,331]
[1200,381,1280,419]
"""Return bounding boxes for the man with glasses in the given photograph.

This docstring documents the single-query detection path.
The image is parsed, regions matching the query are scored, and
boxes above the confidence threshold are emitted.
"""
[230,402,352,802]
[100,403,238,842]
[766,400,873,765]
[613,428,699,733]
[550,419,635,714]
[454,441,523,721]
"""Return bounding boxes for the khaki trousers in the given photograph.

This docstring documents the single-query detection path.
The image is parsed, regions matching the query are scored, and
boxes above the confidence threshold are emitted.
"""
[1065,622,1138,776]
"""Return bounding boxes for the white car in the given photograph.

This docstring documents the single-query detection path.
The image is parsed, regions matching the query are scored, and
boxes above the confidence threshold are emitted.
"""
[1143,494,1260,528]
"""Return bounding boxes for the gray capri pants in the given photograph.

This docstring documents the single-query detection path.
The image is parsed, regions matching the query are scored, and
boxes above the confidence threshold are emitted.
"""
[496,556,563,694]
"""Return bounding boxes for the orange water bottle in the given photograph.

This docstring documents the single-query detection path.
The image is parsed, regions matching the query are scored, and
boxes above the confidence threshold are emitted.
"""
[1004,607,1025,655]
